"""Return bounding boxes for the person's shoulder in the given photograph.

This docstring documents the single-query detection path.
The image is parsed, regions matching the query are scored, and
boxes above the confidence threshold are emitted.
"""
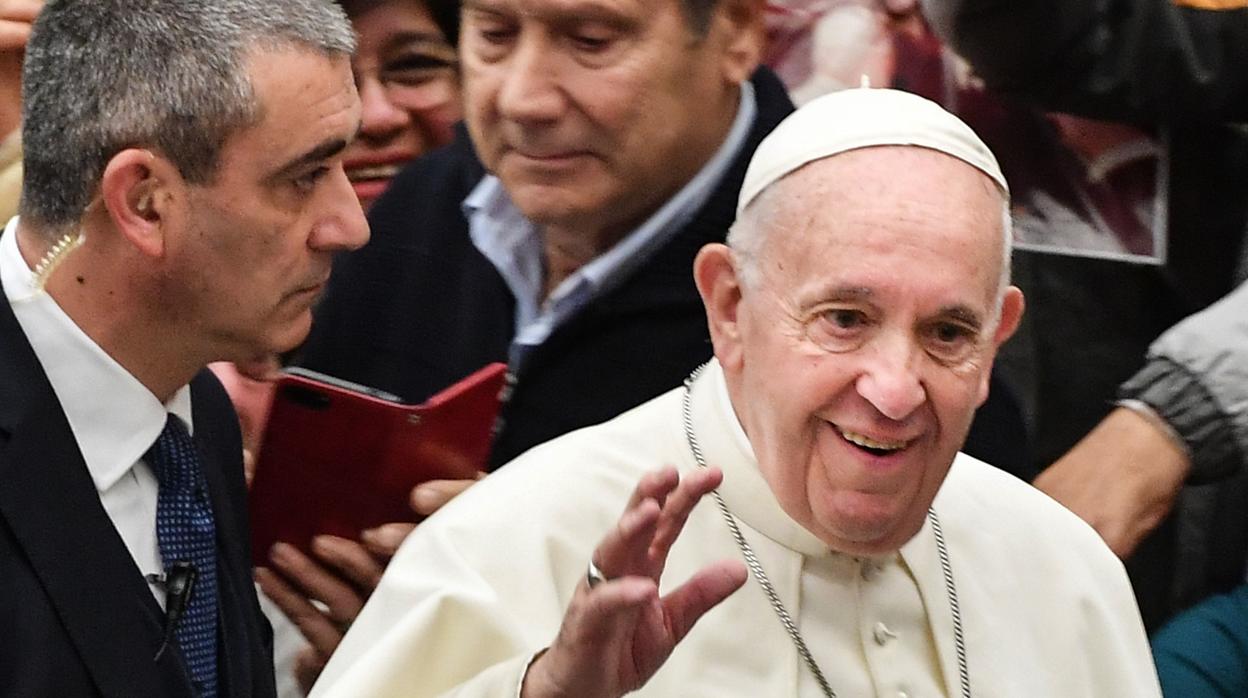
[424,387,686,532]
[939,453,1116,560]
[935,454,1142,628]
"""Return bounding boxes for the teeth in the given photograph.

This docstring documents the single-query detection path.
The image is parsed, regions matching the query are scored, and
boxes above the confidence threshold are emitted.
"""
[348,164,400,182]
[839,429,908,451]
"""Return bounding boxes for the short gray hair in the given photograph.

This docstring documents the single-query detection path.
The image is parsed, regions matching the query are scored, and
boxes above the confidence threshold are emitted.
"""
[21,0,356,232]
[728,161,1015,314]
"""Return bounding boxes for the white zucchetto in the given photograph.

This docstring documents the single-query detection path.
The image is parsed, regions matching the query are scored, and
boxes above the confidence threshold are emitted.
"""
[738,87,1009,215]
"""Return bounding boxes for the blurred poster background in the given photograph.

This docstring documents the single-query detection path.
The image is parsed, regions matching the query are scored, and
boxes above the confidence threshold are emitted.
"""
[763,0,1169,265]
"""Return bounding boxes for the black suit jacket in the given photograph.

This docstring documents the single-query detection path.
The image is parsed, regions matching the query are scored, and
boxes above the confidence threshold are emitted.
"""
[302,67,1028,472]
[0,291,275,696]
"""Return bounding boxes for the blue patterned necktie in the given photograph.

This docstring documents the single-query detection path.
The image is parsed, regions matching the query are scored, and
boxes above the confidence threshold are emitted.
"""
[148,414,219,698]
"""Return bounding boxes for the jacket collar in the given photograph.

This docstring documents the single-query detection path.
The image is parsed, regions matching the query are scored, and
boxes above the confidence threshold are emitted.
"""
[687,358,967,697]
[0,282,194,696]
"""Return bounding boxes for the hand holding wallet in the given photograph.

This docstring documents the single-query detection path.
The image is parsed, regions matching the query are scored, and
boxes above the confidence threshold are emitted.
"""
[247,363,507,566]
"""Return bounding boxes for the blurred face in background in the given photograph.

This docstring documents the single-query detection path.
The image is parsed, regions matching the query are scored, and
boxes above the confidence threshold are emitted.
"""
[458,0,761,241]
[342,0,463,209]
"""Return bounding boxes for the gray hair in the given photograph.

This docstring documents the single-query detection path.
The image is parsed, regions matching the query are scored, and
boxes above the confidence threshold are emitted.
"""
[727,163,1015,316]
[21,0,356,233]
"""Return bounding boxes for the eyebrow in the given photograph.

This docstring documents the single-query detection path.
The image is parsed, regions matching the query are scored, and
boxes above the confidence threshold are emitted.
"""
[270,136,351,182]
[463,0,632,25]
[820,286,875,302]
[936,305,986,331]
[808,286,987,329]
[796,286,874,313]
[462,0,502,14]
[380,31,456,57]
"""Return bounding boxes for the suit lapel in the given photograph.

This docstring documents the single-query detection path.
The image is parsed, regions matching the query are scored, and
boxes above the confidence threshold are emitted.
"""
[0,298,191,696]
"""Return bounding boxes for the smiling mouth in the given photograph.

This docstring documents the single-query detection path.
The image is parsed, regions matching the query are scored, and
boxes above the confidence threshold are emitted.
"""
[347,164,402,183]
[836,427,911,456]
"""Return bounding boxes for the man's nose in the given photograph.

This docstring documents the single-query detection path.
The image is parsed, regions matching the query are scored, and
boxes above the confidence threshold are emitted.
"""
[313,168,371,252]
[495,36,565,124]
[854,337,926,422]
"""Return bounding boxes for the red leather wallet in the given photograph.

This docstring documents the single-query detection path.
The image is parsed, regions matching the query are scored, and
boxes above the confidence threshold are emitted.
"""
[247,363,507,566]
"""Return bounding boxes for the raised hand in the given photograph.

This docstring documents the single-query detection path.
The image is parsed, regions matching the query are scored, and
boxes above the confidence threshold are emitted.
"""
[521,466,747,698]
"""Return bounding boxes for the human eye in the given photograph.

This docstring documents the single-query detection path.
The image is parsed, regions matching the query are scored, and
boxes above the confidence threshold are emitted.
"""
[569,24,617,53]
[293,165,331,194]
[805,306,871,352]
[565,16,633,62]
[466,13,517,55]
[382,51,457,87]
[572,34,610,52]
[923,320,979,364]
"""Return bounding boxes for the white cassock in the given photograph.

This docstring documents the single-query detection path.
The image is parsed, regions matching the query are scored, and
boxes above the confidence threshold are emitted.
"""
[311,360,1161,698]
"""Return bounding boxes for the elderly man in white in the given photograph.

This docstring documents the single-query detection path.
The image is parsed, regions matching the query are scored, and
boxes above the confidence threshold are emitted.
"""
[310,88,1162,698]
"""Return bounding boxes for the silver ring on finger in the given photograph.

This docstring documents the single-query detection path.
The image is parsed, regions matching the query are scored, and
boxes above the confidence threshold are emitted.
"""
[586,558,608,590]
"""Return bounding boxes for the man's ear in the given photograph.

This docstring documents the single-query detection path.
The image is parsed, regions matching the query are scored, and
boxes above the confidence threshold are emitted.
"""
[975,285,1024,405]
[693,242,746,370]
[712,0,764,85]
[992,286,1025,348]
[99,148,181,258]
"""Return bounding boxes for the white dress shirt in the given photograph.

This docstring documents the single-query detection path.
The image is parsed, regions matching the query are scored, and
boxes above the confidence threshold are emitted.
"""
[0,216,192,606]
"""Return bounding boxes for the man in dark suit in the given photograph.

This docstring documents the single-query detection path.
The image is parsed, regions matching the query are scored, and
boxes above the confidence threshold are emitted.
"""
[0,1,368,695]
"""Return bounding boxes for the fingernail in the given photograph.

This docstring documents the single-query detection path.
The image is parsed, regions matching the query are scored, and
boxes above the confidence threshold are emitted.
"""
[270,542,293,562]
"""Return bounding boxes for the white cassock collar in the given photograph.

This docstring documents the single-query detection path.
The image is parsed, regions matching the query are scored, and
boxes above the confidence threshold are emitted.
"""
[685,359,967,694]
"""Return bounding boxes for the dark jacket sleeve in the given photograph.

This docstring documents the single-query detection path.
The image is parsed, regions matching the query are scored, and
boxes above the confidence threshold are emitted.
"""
[922,0,1248,123]
[1119,277,1248,483]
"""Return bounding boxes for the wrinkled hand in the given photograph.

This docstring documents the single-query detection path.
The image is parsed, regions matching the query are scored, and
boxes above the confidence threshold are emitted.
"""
[521,467,747,698]
[256,537,387,693]
[1034,407,1191,558]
